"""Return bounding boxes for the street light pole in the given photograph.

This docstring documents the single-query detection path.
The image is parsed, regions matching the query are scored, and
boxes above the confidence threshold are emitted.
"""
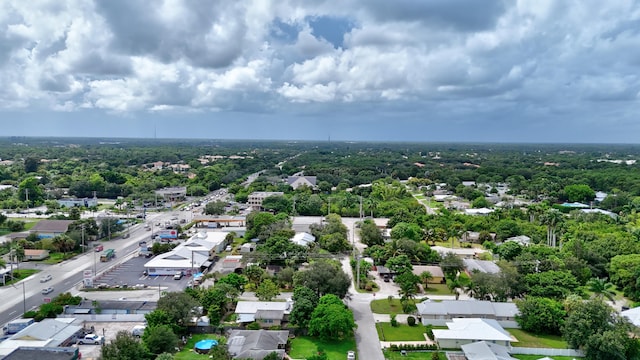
[22,282,26,315]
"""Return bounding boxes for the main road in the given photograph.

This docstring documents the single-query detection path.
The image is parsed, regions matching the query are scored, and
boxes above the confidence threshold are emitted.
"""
[0,211,179,328]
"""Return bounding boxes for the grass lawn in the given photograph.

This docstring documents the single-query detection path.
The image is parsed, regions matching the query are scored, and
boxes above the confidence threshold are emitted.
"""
[513,356,581,360]
[423,284,452,296]
[371,298,424,314]
[2,269,39,286]
[174,334,225,360]
[41,252,80,264]
[289,336,356,360]
[383,350,446,360]
[376,322,427,341]
[508,329,568,349]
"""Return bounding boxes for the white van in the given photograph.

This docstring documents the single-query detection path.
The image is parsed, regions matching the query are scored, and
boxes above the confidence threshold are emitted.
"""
[131,325,146,337]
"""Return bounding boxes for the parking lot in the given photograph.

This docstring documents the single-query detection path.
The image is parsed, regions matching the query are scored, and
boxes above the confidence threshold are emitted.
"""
[95,256,191,293]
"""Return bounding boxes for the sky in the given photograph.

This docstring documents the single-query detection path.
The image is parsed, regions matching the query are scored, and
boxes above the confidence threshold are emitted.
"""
[2,0,640,143]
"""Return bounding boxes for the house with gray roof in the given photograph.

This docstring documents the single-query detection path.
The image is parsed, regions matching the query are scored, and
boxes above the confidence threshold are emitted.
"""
[464,258,501,274]
[0,318,84,358]
[286,176,317,190]
[416,300,519,328]
[432,318,516,349]
[235,301,293,327]
[227,329,288,360]
[460,341,517,360]
[29,220,74,239]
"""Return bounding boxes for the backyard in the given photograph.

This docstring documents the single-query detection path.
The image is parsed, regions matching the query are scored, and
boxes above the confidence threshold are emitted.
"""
[174,334,225,360]
[288,336,356,360]
[508,329,569,349]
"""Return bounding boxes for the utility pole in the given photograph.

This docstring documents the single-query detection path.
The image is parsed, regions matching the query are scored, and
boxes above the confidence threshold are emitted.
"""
[22,282,26,315]
[25,188,29,214]
[359,196,363,219]
[81,224,85,253]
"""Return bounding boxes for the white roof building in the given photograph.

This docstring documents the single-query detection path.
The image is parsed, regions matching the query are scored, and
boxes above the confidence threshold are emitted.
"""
[290,232,315,247]
[622,307,640,327]
[432,318,516,349]
[0,318,83,358]
[144,231,230,275]
[465,208,494,216]
[461,341,517,360]
[464,259,501,274]
[235,301,293,323]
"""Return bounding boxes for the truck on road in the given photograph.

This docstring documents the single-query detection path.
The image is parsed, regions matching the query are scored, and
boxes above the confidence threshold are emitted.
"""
[6,318,34,334]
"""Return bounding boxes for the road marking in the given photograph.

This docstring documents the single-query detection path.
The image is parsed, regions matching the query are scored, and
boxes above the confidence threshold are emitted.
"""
[8,311,16,315]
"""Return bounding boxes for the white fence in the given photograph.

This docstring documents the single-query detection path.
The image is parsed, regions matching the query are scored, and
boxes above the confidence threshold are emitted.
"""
[510,347,584,357]
[59,314,146,322]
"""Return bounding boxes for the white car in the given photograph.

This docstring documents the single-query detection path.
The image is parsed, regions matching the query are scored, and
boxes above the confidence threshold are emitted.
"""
[78,334,104,345]
[347,351,356,360]
[40,274,52,283]
[41,286,54,295]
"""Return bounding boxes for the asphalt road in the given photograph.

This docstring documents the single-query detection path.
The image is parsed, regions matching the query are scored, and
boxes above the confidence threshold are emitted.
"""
[0,211,179,328]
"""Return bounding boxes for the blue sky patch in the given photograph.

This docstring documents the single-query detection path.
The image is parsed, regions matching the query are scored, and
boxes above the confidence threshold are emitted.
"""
[308,16,354,48]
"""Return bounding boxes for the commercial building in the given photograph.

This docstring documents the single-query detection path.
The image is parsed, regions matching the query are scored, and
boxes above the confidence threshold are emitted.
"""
[57,197,98,208]
[0,318,84,358]
[29,220,74,239]
[247,192,284,211]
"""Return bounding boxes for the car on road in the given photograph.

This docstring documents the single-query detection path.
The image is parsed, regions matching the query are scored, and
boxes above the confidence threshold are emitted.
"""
[41,286,54,295]
[78,334,104,345]
[40,274,52,283]
[347,350,356,360]
[95,244,104,252]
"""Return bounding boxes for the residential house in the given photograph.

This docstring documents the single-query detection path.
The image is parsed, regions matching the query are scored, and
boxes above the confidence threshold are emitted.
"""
[227,330,288,360]
[23,249,49,261]
[290,232,315,247]
[504,235,531,247]
[241,243,257,253]
[431,246,487,259]
[460,341,517,360]
[463,259,501,274]
[235,301,293,327]
[286,176,317,190]
[3,347,81,360]
[416,300,519,328]
[222,255,245,274]
[432,318,516,349]
[0,318,84,358]
[29,220,74,239]
[411,265,444,284]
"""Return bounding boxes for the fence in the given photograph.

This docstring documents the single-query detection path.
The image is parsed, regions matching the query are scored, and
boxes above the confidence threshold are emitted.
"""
[510,347,584,357]
[59,314,146,322]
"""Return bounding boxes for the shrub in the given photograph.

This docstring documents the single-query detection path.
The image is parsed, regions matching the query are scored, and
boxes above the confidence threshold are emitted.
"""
[247,322,261,330]
[431,352,440,360]
[407,316,416,326]
[390,313,398,327]
[23,310,38,318]
[425,325,434,340]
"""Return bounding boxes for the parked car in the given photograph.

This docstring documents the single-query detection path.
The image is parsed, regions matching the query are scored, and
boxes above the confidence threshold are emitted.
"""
[41,287,54,295]
[78,334,104,345]
[347,351,356,360]
[40,274,52,283]
[131,325,146,337]
[173,271,183,280]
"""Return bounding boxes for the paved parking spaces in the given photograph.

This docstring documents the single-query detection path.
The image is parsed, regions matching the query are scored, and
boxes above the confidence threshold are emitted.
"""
[95,256,190,293]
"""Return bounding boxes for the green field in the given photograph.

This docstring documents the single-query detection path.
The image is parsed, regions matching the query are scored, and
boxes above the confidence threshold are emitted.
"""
[508,329,569,349]
[376,322,427,341]
[289,336,356,360]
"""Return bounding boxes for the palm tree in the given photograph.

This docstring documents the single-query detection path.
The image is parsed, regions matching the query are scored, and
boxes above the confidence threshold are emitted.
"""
[540,209,563,247]
[587,278,616,303]
[446,276,463,300]
[420,271,433,289]
[0,257,6,269]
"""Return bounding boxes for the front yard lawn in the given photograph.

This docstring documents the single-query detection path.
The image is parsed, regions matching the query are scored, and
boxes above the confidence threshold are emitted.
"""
[371,298,423,314]
[513,356,581,360]
[508,328,569,349]
[384,350,446,360]
[376,322,427,341]
[423,283,452,296]
[289,336,356,360]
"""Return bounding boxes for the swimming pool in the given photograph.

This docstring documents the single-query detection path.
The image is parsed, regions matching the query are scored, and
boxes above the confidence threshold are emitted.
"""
[194,339,219,354]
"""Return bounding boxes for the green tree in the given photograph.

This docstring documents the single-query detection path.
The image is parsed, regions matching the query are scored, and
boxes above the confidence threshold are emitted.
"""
[293,261,351,298]
[385,254,413,275]
[515,296,566,335]
[289,286,319,329]
[145,310,173,328]
[540,209,563,247]
[142,325,179,356]
[358,219,384,247]
[204,200,227,215]
[156,292,199,327]
[564,184,595,203]
[440,252,464,278]
[495,241,523,261]
[101,331,149,360]
[395,271,420,301]
[587,278,616,302]
[419,271,433,289]
[524,270,579,300]
[308,294,356,340]
[244,265,266,288]
[217,273,247,291]
[255,279,280,301]
[390,222,423,242]
[562,299,613,349]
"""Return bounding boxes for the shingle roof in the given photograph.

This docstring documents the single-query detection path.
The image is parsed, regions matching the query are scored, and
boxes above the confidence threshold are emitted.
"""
[30,220,73,233]
[227,330,288,360]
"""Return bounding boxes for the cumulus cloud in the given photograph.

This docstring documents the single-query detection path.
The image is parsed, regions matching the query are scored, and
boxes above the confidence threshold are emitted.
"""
[1,0,640,141]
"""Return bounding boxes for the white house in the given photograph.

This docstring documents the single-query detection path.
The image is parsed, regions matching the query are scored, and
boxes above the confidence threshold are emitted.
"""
[290,232,315,247]
[460,341,517,360]
[432,318,516,349]
[235,301,293,327]
[144,231,230,275]
[416,300,519,328]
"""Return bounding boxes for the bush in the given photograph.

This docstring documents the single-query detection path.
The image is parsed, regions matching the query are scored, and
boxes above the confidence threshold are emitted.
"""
[407,316,416,326]
[247,322,261,330]
[23,310,38,319]
[388,343,438,351]
[390,313,398,327]
[425,325,434,340]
